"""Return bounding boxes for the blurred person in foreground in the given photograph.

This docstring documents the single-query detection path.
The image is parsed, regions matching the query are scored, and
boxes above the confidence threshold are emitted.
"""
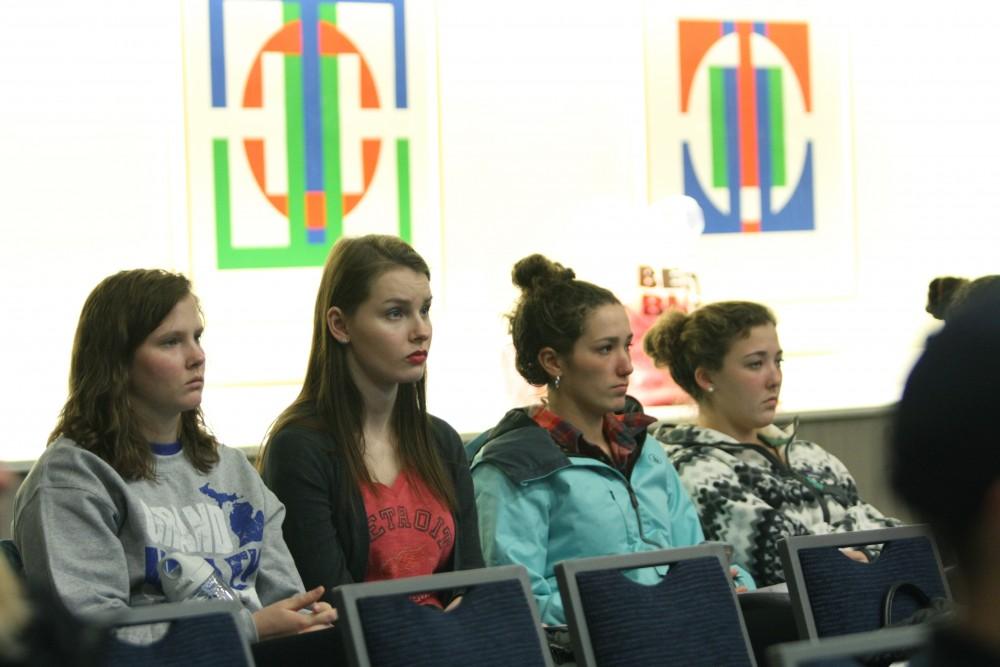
[893,281,1000,665]
[0,464,105,667]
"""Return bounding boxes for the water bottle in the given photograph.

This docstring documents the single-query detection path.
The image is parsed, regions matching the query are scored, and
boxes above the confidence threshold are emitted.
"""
[158,552,240,603]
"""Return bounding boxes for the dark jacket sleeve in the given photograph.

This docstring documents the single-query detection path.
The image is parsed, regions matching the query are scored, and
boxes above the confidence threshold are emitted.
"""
[260,427,359,603]
[431,417,485,571]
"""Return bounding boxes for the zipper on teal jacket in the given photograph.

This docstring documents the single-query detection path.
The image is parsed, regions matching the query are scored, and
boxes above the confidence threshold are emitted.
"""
[519,456,665,550]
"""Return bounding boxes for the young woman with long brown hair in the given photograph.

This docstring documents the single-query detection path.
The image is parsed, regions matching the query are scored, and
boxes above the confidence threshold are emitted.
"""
[258,235,482,608]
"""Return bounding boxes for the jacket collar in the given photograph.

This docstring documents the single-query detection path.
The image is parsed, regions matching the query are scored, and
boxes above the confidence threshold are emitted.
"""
[473,397,652,484]
[651,418,799,447]
[471,408,570,484]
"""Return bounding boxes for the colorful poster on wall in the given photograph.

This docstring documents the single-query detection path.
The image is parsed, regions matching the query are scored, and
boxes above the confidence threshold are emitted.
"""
[645,3,855,301]
[180,0,440,443]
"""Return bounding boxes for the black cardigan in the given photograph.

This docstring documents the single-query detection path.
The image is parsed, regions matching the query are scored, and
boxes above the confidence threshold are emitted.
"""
[260,416,484,605]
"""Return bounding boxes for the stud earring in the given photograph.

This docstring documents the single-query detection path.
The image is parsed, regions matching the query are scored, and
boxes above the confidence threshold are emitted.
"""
[707,385,715,393]
[553,375,561,390]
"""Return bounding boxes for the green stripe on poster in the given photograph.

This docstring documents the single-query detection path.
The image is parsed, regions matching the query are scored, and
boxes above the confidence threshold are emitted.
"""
[768,67,786,187]
[396,138,411,243]
[285,53,306,251]
[212,138,232,267]
[710,67,728,188]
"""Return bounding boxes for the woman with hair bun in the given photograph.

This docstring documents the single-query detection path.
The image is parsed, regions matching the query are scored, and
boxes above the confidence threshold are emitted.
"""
[469,255,753,626]
[644,301,898,586]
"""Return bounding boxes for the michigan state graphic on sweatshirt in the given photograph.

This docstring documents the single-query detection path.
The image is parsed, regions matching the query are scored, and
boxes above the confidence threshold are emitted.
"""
[141,479,267,608]
[12,437,304,641]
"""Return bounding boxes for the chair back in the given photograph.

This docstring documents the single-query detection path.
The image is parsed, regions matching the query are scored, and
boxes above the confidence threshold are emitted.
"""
[768,624,929,667]
[779,525,950,639]
[334,565,553,667]
[555,543,756,667]
[94,600,254,667]
[1,539,23,575]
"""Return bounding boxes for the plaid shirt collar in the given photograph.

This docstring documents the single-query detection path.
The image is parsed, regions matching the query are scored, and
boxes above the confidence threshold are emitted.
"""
[530,404,655,476]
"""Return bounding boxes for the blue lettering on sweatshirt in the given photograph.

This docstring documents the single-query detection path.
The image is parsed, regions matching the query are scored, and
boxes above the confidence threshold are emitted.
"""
[226,547,261,590]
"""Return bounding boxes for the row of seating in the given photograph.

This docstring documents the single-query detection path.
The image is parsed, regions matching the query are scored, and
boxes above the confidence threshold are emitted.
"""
[1,524,948,666]
[336,524,948,666]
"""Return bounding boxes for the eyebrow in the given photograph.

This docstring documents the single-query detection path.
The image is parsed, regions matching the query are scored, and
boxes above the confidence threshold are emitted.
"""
[154,327,202,339]
[593,334,633,345]
[380,296,433,305]
[742,349,782,359]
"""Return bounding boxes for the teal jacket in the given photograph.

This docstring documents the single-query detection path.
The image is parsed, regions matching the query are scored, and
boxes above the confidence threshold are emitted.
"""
[470,407,754,625]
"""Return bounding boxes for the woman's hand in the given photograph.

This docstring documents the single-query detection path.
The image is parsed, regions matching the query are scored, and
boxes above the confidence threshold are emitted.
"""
[839,547,870,563]
[252,586,338,641]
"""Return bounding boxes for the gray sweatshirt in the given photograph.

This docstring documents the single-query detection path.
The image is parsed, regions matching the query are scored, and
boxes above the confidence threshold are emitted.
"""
[12,437,304,641]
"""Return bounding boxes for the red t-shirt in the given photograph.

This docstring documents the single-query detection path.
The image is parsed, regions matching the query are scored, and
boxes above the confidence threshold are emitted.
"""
[360,470,455,607]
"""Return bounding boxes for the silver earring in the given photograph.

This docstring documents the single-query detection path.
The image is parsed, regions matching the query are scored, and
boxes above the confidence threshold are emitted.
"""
[707,385,715,393]
[554,375,561,390]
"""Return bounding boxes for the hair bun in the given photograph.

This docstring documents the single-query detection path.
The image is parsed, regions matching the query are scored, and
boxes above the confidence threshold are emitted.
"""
[643,310,688,367]
[511,254,576,292]
[926,276,968,320]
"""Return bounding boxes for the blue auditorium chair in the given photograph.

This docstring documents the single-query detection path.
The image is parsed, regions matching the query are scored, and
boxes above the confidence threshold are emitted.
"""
[334,565,553,667]
[555,543,756,667]
[778,525,950,640]
[94,600,254,667]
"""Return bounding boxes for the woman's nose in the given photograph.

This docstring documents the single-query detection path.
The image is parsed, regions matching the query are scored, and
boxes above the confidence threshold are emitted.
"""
[188,343,206,368]
[412,316,431,341]
[620,351,634,377]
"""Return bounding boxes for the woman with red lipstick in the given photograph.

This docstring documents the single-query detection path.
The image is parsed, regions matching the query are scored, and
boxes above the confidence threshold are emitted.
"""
[12,269,337,646]
[468,254,752,628]
[644,301,899,586]
[258,235,482,608]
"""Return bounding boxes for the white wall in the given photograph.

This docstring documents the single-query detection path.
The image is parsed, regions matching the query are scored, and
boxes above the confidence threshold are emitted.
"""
[791,1,1000,412]
[0,2,188,462]
[431,0,648,430]
[2,0,999,463]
